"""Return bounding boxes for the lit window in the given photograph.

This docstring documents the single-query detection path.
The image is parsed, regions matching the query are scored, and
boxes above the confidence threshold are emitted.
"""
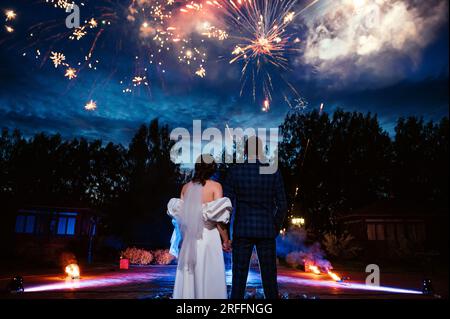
[15,215,26,233]
[57,216,76,236]
[67,217,76,235]
[57,217,67,235]
[15,215,35,234]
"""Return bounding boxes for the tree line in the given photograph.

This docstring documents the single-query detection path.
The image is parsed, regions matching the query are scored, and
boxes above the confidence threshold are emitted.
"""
[279,109,448,231]
[0,111,448,247]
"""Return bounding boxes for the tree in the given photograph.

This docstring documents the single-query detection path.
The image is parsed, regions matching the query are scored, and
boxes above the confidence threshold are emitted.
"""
[125,119,181,246]
[393,117,449,204]
[280,109,392,231]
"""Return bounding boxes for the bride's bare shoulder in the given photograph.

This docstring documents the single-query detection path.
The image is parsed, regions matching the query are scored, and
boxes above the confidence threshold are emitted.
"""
[183,181,193,189]
[205,180,223,194]
[181,182,193,197]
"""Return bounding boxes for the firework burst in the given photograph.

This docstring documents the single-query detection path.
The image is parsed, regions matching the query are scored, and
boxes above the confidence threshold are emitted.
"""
[65,67,77,79]
[5,10,17,22]
[2,0,321,112]
[221,0,307,108]
[84,100,97,111]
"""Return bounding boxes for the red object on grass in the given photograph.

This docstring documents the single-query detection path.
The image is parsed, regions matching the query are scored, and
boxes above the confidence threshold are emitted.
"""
[120,258,129,270]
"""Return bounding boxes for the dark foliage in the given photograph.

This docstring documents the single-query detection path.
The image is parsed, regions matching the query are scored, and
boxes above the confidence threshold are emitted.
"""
[279,109,448,232]
[0,119,181,250]
[0,111,448,252]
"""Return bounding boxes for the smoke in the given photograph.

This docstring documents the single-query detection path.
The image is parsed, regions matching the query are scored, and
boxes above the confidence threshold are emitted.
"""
[277,227,332,270]
[59,251,77,269]
[299,0,449,88]
[125,0,227,41]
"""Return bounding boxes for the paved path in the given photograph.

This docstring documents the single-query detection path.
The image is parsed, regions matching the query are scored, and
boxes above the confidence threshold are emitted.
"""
[0,265,444,299]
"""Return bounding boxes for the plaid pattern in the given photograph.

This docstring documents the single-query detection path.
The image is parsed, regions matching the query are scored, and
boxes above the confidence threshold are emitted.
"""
[223,162,288,239]
[231,238,278,299]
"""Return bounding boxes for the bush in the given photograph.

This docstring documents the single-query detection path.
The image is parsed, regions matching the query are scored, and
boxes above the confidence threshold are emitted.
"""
[322,232,361,259]
[387,238,424,259]
[152,249,175,265]
[121,247,153,265]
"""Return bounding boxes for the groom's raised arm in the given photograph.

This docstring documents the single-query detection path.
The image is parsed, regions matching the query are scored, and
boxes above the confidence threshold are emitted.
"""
[273,170,287,232]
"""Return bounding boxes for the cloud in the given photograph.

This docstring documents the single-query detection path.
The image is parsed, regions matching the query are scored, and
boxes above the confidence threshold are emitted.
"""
[299,0,449,88]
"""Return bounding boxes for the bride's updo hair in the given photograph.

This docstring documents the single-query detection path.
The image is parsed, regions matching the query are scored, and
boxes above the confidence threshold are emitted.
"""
[192,154,217,186]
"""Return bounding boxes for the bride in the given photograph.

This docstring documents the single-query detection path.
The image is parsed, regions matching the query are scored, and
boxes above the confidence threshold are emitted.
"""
[168,154,233,299]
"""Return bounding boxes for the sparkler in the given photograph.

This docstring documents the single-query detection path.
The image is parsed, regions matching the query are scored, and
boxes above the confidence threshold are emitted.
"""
[65,264,81,279]
[328,271,341,282]
[308,265,321,275]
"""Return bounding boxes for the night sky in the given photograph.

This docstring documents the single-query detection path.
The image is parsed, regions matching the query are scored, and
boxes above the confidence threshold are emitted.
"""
[0,0,448,145]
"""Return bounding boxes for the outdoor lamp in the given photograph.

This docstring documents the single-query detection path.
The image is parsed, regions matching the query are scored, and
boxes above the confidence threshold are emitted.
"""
[422,278,433,295]
[8,276,24,293]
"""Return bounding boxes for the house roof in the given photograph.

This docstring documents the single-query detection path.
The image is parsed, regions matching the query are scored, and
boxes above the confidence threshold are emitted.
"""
[18,205,99,215]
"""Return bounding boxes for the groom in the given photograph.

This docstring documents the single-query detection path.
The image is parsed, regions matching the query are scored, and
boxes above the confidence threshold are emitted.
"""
[224,136,287,299]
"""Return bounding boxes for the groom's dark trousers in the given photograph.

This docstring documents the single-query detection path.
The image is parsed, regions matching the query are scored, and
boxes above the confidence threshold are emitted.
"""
[223,161,287,299]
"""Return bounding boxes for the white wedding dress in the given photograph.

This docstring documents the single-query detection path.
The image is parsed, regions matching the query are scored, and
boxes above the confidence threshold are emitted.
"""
[168,184,232,299]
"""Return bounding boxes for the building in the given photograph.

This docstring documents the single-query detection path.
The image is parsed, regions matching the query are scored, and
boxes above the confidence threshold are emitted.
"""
[338,200,448,257]
[13,206,99,264]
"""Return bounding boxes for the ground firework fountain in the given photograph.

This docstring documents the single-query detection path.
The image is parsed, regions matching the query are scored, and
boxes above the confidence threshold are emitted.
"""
[65,264,81,280]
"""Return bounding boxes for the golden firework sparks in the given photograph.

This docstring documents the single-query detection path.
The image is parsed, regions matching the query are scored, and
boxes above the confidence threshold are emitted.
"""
[50,52,67,68]
[71,27,87,40]
[201,22,229,40]
[84,100,97,111]
[132,76,147,86]
[284,11,295,24]
[5,25,14,33]
[5,10,16,21]
[46,0,73,10]
[65,67,77,79]
[24,0,319,111]
[88,18,98,28]
[262,99,270,112]
[225,0,301,105]
[195,66,206,78]
[328,271,341,282]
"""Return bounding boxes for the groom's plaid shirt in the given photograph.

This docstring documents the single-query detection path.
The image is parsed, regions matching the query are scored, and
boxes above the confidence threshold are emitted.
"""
[223,162,288,239]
